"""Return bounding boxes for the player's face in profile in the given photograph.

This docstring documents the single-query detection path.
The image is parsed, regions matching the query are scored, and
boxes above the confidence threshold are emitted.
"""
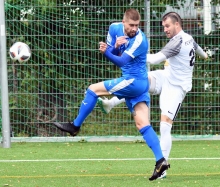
[123,19,140,38]
[162,17,178,38]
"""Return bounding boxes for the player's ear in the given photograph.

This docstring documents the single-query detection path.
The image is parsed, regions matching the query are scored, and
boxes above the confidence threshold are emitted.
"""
[175,21,179,27]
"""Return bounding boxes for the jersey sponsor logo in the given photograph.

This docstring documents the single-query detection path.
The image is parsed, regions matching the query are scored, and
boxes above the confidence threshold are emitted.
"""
[156,163,163,173]
[185,39,193,46]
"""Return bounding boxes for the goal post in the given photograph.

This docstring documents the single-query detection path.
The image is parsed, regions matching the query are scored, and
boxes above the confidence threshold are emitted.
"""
[0,0,11,148]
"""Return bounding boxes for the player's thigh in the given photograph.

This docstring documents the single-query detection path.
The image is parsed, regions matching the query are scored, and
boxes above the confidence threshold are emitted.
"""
[88,81,109,95]
[125,92,150,128]
[125,91,150,113]
[148,70,167,95]
[160,81,186,121]
[104,77,149,98]
[133,102,150,129]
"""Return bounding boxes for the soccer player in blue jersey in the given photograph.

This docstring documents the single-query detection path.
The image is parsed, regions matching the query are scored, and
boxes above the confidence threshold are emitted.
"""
[53,8,169,181]
[97,12,208,179]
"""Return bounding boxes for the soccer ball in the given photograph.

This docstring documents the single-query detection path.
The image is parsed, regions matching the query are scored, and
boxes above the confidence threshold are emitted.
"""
[9,42,31,62]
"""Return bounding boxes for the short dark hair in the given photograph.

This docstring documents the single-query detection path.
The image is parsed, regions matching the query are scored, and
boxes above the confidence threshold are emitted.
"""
[123,9,141,21]
[162,12,182,27]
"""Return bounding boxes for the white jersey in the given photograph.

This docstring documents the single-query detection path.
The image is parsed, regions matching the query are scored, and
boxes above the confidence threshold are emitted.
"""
[160,30,198,92]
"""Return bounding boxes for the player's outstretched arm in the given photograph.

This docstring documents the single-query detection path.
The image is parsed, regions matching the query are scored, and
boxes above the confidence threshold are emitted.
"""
[147,52,167,64]
[195,45,208,59]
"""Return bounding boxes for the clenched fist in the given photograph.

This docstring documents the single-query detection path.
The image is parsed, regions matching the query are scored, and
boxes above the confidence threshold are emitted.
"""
[99,42,107,54]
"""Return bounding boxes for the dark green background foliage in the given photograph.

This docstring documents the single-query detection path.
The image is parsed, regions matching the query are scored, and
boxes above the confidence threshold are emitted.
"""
[3,0,220,137]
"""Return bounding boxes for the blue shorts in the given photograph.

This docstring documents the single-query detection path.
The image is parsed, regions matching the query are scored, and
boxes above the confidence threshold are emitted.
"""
[104,77,150,112]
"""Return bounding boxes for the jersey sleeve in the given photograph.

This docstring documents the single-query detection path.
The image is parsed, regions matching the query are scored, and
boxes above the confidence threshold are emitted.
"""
[160,35,182,58]
[194,41,207,58]
[193,40,199,50]
[147,52,167,64]
[104,48,133,67]
[106,24,116,47]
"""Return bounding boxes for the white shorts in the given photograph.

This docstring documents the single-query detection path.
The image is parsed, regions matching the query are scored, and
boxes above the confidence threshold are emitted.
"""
[149,70,187,121]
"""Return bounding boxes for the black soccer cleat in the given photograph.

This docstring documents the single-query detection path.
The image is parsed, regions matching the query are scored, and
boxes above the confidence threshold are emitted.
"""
[53,122,80,136]
[149,158,170,181]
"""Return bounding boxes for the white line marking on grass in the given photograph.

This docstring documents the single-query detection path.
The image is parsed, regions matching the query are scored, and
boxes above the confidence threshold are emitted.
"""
[1,172,220,179]
[0,157,220,162]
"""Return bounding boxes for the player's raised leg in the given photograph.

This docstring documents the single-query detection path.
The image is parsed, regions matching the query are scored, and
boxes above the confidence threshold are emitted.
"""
[97,75,160,114]
[53,82,109,136]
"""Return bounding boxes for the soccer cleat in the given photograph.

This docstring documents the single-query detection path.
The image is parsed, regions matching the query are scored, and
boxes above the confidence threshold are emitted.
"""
[53,122,80,136]
[158,171,167,179]
[97,97,112,114]
[149,158,170,181]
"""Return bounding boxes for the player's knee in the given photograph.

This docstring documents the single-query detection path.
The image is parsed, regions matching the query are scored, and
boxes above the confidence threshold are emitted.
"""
[148,75,159,95]
[161,114,173,124]
[133,114,150,130]
[88,83,101,93]
[135,121,148,130]
[88,84,95,91]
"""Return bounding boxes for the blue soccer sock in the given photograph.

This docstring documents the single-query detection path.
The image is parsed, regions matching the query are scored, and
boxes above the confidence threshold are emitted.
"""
[139,125,164,161]
[74,89,98,127]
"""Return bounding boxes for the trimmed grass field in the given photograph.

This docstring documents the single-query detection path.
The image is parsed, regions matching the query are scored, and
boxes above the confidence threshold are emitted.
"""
[0,140,219,187]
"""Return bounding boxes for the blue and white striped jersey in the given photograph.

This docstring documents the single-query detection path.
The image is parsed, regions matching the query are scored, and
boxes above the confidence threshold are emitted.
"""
[106,22,148,79]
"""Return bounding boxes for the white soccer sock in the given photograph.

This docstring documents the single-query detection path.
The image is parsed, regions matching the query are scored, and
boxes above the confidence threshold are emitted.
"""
[160,121,172,160]
[110,97,125,107]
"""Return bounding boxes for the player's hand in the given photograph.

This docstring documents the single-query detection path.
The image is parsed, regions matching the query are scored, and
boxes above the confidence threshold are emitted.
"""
[115,36,128,49]
[99,42,107,54]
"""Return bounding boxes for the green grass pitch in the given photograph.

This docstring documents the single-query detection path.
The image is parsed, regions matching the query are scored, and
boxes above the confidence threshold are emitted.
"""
[0,140,220,187]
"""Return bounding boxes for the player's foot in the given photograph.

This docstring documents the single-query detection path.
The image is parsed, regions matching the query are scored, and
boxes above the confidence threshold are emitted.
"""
[149,158,170,181]
[158,171,167,179]
[53,122,80,136]
[97,97,113,114]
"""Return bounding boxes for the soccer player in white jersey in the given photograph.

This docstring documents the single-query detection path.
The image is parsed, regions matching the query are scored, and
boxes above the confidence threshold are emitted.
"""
[97,12,208,178]
[53,9,170,181]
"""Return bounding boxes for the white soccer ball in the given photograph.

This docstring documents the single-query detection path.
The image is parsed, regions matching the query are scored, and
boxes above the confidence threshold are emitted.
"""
[9,42,31,62]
